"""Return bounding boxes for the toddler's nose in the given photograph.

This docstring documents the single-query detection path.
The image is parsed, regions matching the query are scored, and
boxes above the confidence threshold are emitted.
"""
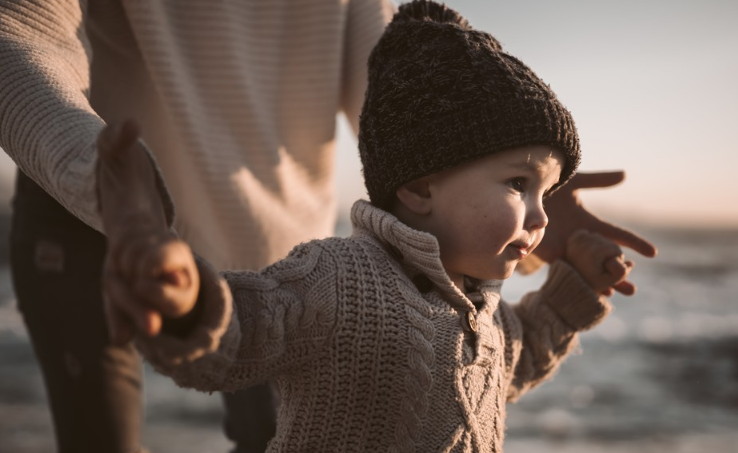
[526,200,549,231]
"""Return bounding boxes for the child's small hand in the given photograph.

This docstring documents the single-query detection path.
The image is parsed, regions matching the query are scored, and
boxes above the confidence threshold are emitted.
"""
[97,120,200,345]
[103,234,200,344]
[565,229,635,296]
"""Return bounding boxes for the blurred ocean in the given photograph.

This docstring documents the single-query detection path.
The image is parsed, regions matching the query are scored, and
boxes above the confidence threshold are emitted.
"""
[0,219,736,452]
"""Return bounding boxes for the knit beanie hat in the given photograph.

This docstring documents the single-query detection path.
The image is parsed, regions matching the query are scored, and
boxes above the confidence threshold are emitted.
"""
[359,0,581,210]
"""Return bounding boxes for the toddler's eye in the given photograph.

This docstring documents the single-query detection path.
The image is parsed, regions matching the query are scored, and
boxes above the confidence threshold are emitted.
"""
[508,178,525,193]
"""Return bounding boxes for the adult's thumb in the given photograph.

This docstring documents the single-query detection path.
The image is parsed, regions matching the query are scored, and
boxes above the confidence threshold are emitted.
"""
[97,120,140,162]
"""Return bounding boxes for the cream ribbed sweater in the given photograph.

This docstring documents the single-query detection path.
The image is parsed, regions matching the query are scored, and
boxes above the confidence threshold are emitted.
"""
[0,0,394,270]
[137,201,612,452]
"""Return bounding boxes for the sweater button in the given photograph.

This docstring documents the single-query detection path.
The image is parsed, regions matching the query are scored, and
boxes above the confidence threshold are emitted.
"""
[466,311,478,332]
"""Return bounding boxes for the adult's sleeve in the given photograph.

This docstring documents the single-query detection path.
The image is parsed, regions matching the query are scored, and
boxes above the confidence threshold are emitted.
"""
[340,0,395,133]
[136,241,340,393]
[0,0,172,231]
[500,260,612,402]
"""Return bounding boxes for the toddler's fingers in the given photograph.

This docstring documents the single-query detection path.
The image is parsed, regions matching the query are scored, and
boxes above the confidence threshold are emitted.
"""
[568,230,622,261]
[110,232,179,283]
[603,256,635,296]
[613,279,636,296]
[138,238,195,281]
[103,269,162,337]
[134,240,200,317]
[604,255,631,282]
[567,229,592,247]
[133,272,199,318]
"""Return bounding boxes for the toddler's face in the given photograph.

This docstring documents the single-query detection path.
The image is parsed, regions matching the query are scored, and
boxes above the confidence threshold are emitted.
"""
[423,145,564,288]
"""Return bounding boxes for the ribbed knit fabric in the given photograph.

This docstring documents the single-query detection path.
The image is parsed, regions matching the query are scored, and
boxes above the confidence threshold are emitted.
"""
[0,0,395,270]
[137,200,612,452]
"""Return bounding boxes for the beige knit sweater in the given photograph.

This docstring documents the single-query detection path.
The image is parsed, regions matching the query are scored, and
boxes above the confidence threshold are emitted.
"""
[137,200,612,452]
[0,0,394,270]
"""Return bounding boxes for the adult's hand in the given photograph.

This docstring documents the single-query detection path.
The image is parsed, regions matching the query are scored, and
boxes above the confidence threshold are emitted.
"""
[97,121,198,345]
[534,171,657,293]
[537,171,657,261]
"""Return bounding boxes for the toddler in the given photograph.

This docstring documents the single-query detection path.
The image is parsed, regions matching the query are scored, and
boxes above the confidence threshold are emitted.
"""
[100,1,633,451]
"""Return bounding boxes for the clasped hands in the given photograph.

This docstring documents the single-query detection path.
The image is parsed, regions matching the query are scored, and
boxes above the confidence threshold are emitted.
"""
[97,121,200,345]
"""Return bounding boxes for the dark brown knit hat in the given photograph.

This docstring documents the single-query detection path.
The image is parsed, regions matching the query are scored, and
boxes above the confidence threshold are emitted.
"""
[359,0,581,210]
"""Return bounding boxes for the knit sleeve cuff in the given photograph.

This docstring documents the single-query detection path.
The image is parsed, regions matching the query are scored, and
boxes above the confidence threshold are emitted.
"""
[135,256,234,368]
[539,260,612,331]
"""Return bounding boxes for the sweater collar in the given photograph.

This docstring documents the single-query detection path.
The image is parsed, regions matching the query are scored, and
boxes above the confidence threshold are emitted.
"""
[350,200,502,313]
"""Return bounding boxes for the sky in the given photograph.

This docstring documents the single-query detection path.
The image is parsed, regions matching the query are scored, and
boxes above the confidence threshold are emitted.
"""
[0,0,736,228]
[335,0,738,228]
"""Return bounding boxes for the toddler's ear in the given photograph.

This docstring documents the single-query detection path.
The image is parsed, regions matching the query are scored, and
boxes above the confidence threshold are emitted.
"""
[396,179,432,215]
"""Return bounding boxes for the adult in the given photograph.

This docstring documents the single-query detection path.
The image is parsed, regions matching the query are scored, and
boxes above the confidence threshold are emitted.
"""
[1,1,395,452]
[0,1,656,452]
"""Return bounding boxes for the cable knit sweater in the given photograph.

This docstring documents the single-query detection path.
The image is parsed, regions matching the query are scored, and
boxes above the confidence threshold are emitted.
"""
[137,200,612,452]
[0,0,394,270]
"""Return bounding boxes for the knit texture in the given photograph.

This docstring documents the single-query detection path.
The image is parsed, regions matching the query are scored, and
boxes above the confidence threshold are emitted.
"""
[137,200,611,452]
[359,0,580,210]
[0,0,395,270]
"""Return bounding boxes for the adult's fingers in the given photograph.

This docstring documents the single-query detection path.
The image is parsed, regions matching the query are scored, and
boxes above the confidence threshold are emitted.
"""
[133,278,196,318]
[568,171,626,190]
[97,121,140,162]
[593,220,658,258]
[103,269,162,337]
[97,120,167,242]
[96,121,144,208]
[110,233,168,282]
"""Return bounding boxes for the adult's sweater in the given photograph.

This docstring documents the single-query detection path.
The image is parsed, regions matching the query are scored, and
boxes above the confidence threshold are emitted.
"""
[0,0,394,270]
[137,200,613,452]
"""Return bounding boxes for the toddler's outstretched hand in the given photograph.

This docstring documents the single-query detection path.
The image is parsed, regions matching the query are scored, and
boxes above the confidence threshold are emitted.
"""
[97,121,200,345]
[565,229,635,296]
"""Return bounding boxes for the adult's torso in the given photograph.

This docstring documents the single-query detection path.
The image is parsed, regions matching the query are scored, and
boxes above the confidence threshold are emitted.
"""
[86,0,354,270]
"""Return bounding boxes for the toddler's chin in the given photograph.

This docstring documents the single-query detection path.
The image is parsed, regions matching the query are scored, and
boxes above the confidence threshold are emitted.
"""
[500,267,516,280]
[481,264,516,282]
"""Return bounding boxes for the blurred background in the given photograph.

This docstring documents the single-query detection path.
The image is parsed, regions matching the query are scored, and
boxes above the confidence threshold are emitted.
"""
[1,0,736,452]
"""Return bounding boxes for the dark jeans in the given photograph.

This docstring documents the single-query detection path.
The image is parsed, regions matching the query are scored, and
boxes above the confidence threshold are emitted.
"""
[10,171,276,453]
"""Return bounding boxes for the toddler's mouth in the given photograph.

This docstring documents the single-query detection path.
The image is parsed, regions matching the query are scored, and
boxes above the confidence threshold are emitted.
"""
[508,241,533,259]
